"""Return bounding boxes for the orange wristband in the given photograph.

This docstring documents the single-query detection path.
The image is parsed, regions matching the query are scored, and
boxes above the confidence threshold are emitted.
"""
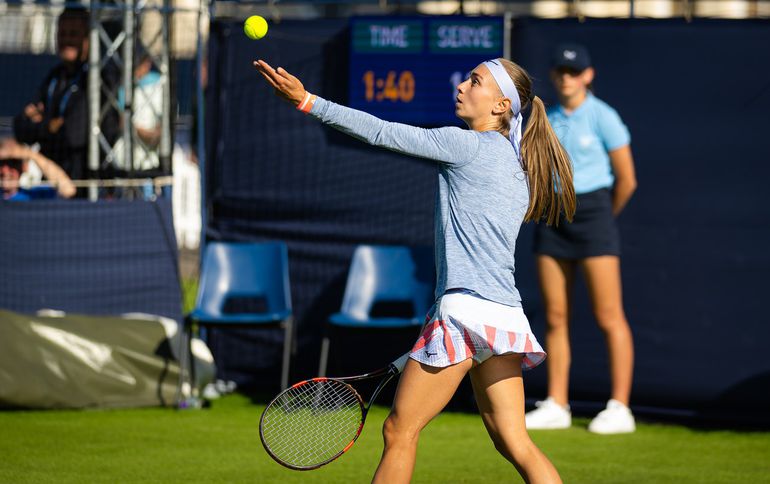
[296,91,315,113]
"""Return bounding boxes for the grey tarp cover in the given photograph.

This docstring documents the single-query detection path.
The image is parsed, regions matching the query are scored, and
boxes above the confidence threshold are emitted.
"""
[0,309,197,409]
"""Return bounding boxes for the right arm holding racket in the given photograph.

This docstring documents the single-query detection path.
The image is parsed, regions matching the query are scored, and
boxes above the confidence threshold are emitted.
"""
[253,60,479,167]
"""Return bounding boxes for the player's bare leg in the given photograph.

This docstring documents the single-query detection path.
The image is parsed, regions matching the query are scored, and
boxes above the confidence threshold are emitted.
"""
[537,255,576,406]
[372,357,473,484]
[471,354,562,484]
[580,255,634,405]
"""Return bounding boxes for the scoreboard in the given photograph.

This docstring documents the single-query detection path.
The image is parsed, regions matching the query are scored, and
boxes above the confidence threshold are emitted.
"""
[349,16,506,126]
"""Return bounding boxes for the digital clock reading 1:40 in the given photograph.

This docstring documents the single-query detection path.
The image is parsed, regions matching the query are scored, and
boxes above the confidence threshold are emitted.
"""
[362,70,415,102]
[349,16,504,125]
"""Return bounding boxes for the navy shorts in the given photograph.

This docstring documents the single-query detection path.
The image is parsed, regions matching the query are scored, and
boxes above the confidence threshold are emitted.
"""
[534,188,621,259]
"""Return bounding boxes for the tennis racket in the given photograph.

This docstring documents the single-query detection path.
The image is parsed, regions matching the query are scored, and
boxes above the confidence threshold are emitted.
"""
[259,352,410,470]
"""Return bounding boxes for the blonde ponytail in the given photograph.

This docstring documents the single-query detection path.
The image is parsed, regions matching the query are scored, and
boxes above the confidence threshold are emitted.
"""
[521,96,575,225]
[494,59,575,225]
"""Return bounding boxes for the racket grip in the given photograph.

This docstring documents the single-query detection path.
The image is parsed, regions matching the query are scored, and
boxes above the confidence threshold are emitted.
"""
[391,352,410,373]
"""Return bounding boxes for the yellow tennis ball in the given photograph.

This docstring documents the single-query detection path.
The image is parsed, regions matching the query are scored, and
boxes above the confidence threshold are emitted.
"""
[244,15,268,40]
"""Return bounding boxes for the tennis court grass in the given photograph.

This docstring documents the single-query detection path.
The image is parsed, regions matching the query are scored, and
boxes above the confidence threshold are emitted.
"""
[1,394,768,483]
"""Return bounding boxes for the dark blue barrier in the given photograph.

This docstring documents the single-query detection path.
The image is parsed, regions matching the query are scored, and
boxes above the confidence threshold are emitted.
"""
[0,200,182,324]
[205,18,770,423]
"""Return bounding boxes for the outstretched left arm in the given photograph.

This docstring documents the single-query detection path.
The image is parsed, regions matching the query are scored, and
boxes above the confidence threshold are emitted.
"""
[252,60,479,167]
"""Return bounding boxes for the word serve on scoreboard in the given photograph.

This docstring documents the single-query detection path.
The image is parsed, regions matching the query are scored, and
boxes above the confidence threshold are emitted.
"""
[349,16,505,126]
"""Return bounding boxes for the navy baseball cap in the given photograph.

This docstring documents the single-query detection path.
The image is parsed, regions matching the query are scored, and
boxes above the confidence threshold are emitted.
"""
[552,43,592,71]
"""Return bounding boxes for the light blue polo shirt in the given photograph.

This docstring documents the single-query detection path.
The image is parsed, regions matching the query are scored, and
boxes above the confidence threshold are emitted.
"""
[547,93,630,194]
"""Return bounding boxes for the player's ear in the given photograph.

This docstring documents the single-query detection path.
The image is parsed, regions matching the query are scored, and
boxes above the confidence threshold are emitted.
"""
[493,98,510,115]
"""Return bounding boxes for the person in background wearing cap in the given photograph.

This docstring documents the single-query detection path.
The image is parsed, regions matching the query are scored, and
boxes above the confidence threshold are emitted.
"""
[524,43,638,434]
[0,138,76,200]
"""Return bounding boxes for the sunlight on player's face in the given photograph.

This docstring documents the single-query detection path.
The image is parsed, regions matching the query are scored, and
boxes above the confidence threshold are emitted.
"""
[455,64,503,126]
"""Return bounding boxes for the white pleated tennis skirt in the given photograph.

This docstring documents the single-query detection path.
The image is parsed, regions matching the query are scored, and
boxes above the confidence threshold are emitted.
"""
[409,290,545,370]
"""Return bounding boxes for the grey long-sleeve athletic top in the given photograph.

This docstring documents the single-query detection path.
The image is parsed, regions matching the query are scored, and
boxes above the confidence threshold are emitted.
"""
[310,97,529,307]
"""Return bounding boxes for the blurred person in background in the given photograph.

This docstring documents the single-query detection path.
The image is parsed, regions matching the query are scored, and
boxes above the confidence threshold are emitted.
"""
[116,51,163,174]
[13,6,118,191]
[525,43,638,434]
[113,51,163,200]
[0,138,76,200]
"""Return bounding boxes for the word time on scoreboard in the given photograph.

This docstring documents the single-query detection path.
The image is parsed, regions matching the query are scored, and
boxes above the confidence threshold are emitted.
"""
[349,16,505,126]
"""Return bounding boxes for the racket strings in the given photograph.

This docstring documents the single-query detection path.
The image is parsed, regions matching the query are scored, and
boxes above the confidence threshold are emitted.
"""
[261,379,363,468]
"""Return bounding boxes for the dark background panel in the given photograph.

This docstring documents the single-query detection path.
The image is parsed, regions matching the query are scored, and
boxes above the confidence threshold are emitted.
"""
[0,200,183,324]
[0,54,59,118]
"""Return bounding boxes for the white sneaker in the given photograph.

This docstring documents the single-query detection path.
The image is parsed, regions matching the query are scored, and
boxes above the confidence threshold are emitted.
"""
[202,383,221,400]
[588,399,636,434]
[525,397,572,430]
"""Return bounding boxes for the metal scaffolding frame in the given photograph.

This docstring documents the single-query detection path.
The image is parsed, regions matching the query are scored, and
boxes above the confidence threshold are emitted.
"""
[85,0,203,200]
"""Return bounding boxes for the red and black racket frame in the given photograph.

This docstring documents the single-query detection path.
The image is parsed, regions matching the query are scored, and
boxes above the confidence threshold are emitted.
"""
[259,361,403,471]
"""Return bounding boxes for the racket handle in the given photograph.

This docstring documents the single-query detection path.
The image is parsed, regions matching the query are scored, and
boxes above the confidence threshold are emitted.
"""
[390,352,410,373]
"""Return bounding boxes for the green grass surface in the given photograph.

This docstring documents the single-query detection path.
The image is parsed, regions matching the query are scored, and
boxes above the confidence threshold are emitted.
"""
[180,278,198,315]
[2,395,769,483]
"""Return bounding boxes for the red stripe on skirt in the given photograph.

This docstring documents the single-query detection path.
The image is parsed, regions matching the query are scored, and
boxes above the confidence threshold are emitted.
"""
[507,330,517,347]
[441,320,456,362]
[411,319,441,352]
[484,325,497,350]
[524,334,533,353]
[462,327,476,358]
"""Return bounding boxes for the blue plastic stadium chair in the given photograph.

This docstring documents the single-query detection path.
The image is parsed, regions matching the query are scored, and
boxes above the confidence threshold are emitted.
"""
[184,241,293,391]
[318,245,435,376]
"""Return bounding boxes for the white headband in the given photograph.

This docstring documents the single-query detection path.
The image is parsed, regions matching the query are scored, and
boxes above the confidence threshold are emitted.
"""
[482,59,523,161]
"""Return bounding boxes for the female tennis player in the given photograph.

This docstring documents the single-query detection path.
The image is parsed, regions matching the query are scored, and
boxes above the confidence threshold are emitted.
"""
[255,57,574,483]
[525,44,638,434]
